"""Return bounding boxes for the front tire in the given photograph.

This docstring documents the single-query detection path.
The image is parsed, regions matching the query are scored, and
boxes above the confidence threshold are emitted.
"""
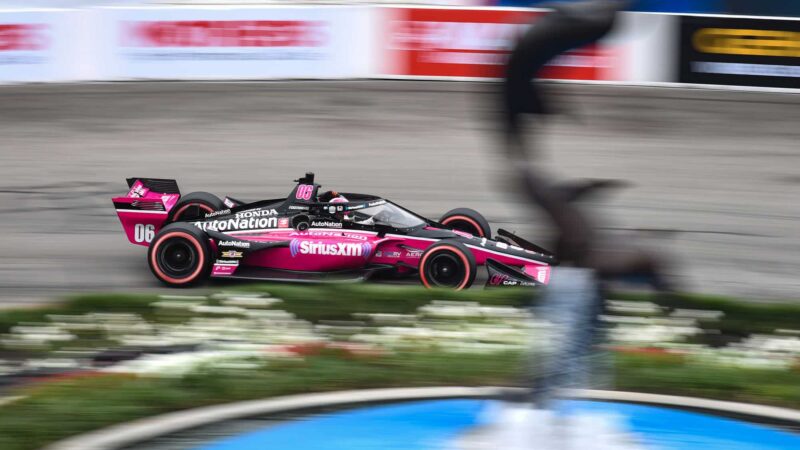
[418,241,477,290]
[439,208,491,238]
[148,223,211,286]
[169,192,224,222]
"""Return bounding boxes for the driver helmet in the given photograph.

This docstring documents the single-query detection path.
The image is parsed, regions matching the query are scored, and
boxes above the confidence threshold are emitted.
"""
[329,194,351,220]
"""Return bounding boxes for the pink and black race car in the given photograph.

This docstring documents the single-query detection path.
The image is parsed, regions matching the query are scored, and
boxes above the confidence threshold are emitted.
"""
[112,173,557,290]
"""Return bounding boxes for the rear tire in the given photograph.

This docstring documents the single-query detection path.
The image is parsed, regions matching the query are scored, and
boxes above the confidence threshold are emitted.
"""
[148,223,211,287]
[169,192,224,222]
[439,208,491,238]
[418,241,477,290]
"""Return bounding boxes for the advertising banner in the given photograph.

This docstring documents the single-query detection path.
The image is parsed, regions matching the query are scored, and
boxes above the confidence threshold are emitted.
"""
[97,6,372,80]
[679,15,800,88]
[379,7,618,81]
[0,9,81,82]
[3,6,797,89]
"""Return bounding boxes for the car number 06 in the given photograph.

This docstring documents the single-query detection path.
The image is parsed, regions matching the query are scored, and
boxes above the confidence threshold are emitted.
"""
[296,184,313,200]
[134,224,155,243]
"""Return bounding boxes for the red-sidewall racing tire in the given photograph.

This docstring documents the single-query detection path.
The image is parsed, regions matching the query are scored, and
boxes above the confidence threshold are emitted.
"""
[418,241,477,290]
[148,223,212,287]
[169,192,225,223]
[439,208,492,238]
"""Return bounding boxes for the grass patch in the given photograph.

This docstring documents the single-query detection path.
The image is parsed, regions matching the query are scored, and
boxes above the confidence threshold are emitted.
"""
[615,352,800,409]
[4,287,797,336]
[1,284,532,335]
[0,294,162,335]
[614,291,800,337]
[239,283,533,322]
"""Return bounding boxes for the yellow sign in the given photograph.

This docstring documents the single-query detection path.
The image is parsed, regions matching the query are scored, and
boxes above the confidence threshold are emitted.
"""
[693,28,800,58]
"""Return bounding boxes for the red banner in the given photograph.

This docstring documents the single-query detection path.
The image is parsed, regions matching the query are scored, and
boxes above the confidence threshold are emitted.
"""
[0,24,49,51]
[383,8,614,80]
[121,20,327,48]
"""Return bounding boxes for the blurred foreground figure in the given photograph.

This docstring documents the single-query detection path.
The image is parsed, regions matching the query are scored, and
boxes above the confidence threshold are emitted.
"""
[503,0,624,408]
[476,2,672,448]
[504,0,635,406]
[502,0,671,407]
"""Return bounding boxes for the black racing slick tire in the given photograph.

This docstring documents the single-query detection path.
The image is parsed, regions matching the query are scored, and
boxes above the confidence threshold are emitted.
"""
[148,223,212,287]
[418,241,477,290]
[439,208,492,238]
[169,192,225,222]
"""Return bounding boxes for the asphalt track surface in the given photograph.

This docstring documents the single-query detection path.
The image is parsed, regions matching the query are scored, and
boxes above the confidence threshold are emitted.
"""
[0,81,798,306]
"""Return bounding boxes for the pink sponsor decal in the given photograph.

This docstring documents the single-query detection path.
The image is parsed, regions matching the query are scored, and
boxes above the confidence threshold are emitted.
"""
[127,180,149,198]
[525,265,550,284]
[295,184,314,200]
[211,263,237,276]
[289,239,372,259]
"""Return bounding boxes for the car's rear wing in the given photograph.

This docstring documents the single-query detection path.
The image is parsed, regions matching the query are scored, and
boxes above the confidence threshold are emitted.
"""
[112,178,181,246]
[125,177,180,196]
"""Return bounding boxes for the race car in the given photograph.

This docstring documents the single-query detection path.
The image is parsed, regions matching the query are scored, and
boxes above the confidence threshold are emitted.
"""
[112,173,557,290]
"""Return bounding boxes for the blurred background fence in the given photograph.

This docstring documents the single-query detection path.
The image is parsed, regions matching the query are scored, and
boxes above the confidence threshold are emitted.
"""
[1,2,798,89]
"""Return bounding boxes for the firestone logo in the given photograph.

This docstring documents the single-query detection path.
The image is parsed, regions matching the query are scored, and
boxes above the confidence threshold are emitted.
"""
[289,239,372,258]
[122,20,327,48]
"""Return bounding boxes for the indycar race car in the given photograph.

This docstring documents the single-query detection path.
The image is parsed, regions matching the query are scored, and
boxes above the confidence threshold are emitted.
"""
[112,173,557,289]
